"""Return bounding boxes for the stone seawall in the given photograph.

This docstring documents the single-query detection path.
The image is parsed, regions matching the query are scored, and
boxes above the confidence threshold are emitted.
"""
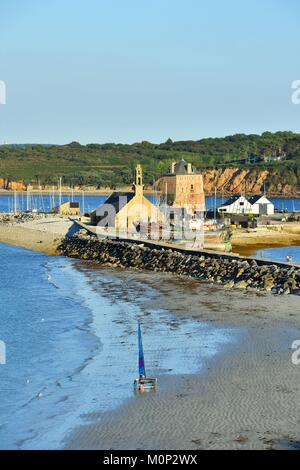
[58,232,300,295]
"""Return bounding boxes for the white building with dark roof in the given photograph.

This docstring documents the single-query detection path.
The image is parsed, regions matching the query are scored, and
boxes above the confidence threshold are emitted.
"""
[218,196,253,215]
[248,195,274,215]
[218,195,274,216]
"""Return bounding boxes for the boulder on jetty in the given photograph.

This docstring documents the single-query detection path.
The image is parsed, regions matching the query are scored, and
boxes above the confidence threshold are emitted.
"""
[58,232,300,295]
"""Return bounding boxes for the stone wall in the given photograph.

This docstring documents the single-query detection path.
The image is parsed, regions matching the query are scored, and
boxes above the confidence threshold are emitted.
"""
[58,232,300,295]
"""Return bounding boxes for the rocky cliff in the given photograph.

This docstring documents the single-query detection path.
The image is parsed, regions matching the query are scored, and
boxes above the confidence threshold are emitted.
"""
[202,168,297,196]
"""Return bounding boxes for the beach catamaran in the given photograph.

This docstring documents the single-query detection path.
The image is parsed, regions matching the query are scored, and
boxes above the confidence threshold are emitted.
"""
[134,323,157,392]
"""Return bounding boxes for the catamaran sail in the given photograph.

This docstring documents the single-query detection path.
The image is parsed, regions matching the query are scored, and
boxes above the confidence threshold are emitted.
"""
[134,323,157,392]
[138,323,146,377]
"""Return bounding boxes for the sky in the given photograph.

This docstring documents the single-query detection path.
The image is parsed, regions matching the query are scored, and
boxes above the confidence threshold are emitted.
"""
[0,0,300,144]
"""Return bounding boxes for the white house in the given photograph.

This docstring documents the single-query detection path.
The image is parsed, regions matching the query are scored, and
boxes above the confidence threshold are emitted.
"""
[218,195,274,216]
[218,196,253,215]
[248,195,274,215]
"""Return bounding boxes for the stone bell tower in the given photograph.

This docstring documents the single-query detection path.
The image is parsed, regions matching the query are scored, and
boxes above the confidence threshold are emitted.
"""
[158,159,205,213]
[134,164,143,198]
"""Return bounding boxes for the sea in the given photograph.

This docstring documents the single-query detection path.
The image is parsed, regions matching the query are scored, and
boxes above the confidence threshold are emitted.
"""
[1,193,300,215]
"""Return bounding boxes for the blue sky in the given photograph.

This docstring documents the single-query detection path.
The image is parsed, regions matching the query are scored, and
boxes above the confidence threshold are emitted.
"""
[0,0,299,144]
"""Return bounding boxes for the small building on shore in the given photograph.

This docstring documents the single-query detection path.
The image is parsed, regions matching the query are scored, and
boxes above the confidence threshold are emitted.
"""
[91,165,163,231]
[218,196,252,215]
[218,195,274,216]
[248,195,275,215]
[52,201,80,215]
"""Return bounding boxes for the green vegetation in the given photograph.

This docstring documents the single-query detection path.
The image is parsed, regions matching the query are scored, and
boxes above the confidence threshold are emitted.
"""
[1,131,300,188]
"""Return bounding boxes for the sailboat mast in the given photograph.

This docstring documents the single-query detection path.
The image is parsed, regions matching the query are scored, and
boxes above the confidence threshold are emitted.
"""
[82,190,85,214]
[26,189,30,211]
[214,186,217,220]
[14,190,17,214]
[58,177,62,207]
[164,182,168,219]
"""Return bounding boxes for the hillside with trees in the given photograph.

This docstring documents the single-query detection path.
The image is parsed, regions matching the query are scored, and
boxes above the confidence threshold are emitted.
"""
[1,131,300,194]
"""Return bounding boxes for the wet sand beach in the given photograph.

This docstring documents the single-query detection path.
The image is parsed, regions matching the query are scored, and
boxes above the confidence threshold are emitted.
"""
[231,224,300,257]
[65,269,300,450]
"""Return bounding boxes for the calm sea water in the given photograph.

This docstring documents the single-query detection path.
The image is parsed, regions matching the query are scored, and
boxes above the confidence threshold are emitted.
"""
[255,246,300,263]
[0,243,239,449]
[1,194,300,214]
[0,194,107,214]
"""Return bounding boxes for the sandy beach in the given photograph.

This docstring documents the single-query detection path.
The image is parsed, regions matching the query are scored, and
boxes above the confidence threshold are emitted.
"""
[231,224,300,256]
[63,270,300,450]
[0,216,75,254]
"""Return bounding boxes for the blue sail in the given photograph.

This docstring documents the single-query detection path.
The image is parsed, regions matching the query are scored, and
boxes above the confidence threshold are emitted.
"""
[138,323,146,377]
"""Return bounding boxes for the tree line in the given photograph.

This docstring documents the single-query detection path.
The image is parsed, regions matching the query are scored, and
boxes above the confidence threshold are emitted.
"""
[1,131,300,188]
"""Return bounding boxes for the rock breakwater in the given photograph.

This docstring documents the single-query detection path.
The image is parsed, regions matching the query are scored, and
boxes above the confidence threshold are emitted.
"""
[58,232,300,295]
[0,213,54,225]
